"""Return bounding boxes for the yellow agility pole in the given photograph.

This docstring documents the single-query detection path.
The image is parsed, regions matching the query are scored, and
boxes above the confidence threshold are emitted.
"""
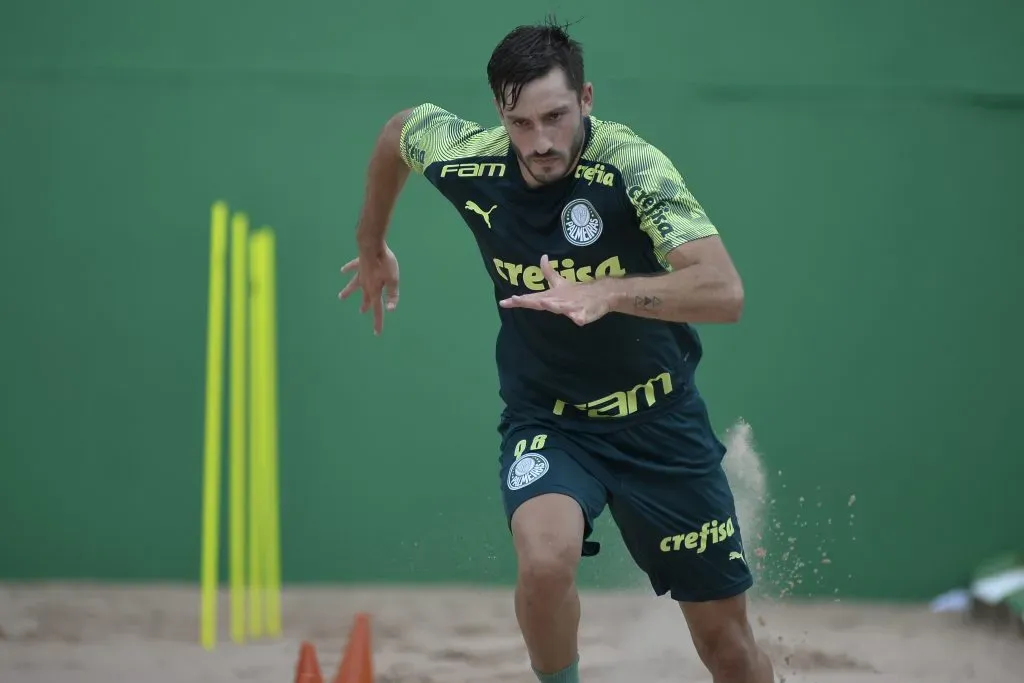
[263,227,282,638]
[247,228,268,639]
[246,226,282,639]
[200,203,282,650]
[200,201,229,651]
[229,210,249,645]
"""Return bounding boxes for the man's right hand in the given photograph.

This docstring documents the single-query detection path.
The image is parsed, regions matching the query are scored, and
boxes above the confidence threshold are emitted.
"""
[338,244,401,335]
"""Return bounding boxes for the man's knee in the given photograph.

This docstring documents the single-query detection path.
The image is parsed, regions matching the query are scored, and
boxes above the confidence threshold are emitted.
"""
[511,493,584,591]
[699,624,761,680]
[681,594,769,680]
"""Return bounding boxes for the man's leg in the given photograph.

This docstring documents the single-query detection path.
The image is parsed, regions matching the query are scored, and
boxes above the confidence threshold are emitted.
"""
[512,493,584,677]
[598,388,775,682]
[679,593,775,683]
[498,425,608,682]
[610,485,774,683]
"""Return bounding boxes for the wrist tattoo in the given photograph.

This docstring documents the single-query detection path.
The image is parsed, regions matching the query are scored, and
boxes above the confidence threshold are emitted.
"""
[634,295,663,310]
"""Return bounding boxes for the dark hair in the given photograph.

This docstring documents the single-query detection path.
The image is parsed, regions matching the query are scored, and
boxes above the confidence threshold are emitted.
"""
[487,16,585,110]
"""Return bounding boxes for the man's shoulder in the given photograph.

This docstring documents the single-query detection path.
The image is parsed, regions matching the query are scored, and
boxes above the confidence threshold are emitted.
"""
[586,116,678,177]
[402,103,509,171]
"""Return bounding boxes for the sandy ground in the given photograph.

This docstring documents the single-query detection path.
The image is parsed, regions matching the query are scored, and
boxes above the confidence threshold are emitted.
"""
[1,583,1022,682]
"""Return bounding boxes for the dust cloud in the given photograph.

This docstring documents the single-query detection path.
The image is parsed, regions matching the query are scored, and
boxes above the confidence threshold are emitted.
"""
[720,417,770,577]
[590,419,883,681]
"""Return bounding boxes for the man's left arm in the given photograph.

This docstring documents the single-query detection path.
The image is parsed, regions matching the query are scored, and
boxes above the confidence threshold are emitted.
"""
[601,142,744,324]
[600,235,744,323]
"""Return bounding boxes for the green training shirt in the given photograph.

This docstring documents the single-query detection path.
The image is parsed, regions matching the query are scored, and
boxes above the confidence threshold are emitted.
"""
[399,103,719,432]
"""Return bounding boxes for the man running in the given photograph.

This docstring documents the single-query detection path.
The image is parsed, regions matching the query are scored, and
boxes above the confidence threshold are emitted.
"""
[339,18,775,683]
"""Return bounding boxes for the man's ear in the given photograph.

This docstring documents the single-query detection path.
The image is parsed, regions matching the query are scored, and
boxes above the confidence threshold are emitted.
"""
[580,82,594,117]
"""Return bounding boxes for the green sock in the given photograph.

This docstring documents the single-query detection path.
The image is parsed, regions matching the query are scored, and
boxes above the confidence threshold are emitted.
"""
[534,657,580,683]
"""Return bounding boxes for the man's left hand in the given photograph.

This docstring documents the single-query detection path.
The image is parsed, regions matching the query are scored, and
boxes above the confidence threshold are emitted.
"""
[498,254,611,326]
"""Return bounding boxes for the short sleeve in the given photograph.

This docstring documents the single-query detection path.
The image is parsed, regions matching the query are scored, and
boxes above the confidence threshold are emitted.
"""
[399,103,479,175]
[611,137,719,266]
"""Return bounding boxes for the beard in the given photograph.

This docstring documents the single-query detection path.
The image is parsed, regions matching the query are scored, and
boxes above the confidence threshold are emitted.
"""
[511,116,587,186]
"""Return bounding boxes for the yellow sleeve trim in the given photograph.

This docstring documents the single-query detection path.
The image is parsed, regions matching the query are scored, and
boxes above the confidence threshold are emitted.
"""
[603,125,718,267]
[399,103,508,174]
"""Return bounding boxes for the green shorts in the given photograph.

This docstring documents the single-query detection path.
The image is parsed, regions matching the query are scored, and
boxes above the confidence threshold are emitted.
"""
[497,388,754,603]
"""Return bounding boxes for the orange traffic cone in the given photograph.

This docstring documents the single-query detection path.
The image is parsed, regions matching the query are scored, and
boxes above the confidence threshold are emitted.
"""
[295,641,324,683]
[332,613,373,683]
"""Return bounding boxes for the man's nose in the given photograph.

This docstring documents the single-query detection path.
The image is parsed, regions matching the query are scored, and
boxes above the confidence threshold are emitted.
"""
[532,141,557,157]
[532,134,554,156]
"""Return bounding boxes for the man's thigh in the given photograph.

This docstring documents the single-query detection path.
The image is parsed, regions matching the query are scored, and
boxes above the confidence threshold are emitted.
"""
[601,395,754,602]
[497,422,608,555]
[609,462,754,602]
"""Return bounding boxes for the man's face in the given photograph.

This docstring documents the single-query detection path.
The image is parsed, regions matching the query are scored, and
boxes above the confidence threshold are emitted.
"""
[496,68,593,187]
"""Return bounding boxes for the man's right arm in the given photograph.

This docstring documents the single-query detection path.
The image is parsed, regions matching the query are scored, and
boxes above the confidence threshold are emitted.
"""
[355,108,414,252]
[356,103,475,251]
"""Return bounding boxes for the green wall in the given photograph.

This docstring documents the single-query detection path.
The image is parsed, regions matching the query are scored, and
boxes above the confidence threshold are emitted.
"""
[2,0,1022,601]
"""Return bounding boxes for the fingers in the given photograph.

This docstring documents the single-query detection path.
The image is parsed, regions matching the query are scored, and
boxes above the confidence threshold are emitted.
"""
[384,278,400,312]
[359,288,373,315]
[339,258,362,299]
[539,254,565,288]
[372,296,384,335]
[338,274,361,300]
[500,294,565,314]
[499,294,535,309]
[352,284,388,335]
[339,255,396,335]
